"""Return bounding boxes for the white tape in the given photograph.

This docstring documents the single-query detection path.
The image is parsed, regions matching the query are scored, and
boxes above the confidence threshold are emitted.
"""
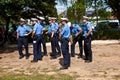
[33,41,36,43]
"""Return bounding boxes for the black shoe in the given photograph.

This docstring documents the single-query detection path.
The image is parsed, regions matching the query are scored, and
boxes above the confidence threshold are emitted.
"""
[50,57,56,60]
[85,60,92,63]
[44,54,48,56]
[60,66,68,70]
[78,56,82,59]
[38,58,42,61]
[31,60,38,63]
[57,54,61,57]
[26,56,29,59]
[19,56,24,59]
[71,55,75,57]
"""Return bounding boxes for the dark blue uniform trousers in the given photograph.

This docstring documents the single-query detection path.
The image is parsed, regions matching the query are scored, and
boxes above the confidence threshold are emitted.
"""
[84,36,92,61]
[33,35,42,61]
[50,36,57,58]
[18,37,29,57]
[71,35,83,57]
[55,35,61,54]
[41,34,47,55]
[61,39,70,67]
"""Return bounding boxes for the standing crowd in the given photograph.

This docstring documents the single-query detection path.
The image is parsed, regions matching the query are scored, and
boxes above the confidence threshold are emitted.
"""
[16,16,92,70]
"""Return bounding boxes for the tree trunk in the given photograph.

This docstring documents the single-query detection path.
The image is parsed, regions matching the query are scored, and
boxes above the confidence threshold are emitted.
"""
[4,16,10,42]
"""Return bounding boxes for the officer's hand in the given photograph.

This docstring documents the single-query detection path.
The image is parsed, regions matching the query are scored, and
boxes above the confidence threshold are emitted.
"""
[51,35,53,38]
[45,32,48,34]
[24,34,28,36]
[70,41,73,45]
[85,36,88,39]
[75,34,78,38]
[16,36,19,39]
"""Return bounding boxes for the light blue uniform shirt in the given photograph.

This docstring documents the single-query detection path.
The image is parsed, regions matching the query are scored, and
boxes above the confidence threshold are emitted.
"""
[71,24,82,36]
[61,24,70,39]
[48,23,56,34]
[16,24,32,36]
[40,22,44,27]
[54,22,59,30]
[33,23,43,35]
[83,22,92,36]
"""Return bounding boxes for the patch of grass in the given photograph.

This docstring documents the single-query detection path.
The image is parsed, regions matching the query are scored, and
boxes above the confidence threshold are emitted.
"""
[0,68,4,72]
[0,73,74,80]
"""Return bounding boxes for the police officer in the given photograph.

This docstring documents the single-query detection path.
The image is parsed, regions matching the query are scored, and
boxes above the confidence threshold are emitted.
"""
[38,17,47,56]
[47,17,57,59]
[82,16,92,63]
[60,18,70,70]
[70,23,83,58]
[52,17,61,57]
[31,18,43,62]
[16,18,32,59]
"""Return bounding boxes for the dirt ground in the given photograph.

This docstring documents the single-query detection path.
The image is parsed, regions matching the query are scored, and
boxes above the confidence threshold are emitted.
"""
[0,40,120,80]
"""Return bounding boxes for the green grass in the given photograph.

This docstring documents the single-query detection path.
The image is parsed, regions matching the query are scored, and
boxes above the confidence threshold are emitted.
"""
[0,74,74,80]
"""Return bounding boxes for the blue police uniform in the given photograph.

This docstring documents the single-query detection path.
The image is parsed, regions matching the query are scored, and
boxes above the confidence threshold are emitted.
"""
[16,24,32,58]
[70,24,83,57]
[48,23,58,59]
[40,22,47,56]
[61,24,70,68]
[54,22,59,31]
[32,23,43,61]
[83,22,92,62]
[54,22,61,56]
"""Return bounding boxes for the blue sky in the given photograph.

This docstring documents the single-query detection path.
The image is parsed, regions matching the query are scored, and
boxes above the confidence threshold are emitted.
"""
[55,0,111,15]
[55,0,72,14]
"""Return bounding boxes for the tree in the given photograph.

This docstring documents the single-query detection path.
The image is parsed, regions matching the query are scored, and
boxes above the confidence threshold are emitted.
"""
[0,0,26,40]
[0,0,57,32]
[22,0,57,18]
[0,0,57,45]
[67,0,85,23]
[105,0,120,23]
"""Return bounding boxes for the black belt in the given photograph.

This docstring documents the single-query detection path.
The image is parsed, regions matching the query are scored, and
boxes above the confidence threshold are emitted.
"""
[35,34,42,37]
[61,38,69,41]
[19,36,26,38]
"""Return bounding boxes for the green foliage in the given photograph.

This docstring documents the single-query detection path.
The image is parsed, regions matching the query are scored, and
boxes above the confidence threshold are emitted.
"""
[0,0,57,23]
[0,0,25,22]
[98,9,111,20]
[93,24,120,40]
[67,0,85,23]
[105,0,120,22]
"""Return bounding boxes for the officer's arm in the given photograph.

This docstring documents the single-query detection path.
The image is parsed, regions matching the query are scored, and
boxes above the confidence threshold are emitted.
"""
[24,30,32,36]
[16,32,19,39]
[51,24,55,38]
[86,30,92,38]
[16,28,19,39]
[85,23,92,38]
[32,30,35,38]
[76,30,82,37]
[24,26,32,36]
[51,31,54,38]
[70,35,73,45]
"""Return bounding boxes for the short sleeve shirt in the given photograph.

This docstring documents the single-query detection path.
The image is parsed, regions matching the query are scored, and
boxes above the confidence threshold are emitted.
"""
[71,24,82,35]
[16,25,32,36]
[33,23,43,35]
[83,22,92,36]
[61,24,70,39]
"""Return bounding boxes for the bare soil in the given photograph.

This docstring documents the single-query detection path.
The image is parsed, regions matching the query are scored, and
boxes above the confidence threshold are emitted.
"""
[0,40,120,80]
